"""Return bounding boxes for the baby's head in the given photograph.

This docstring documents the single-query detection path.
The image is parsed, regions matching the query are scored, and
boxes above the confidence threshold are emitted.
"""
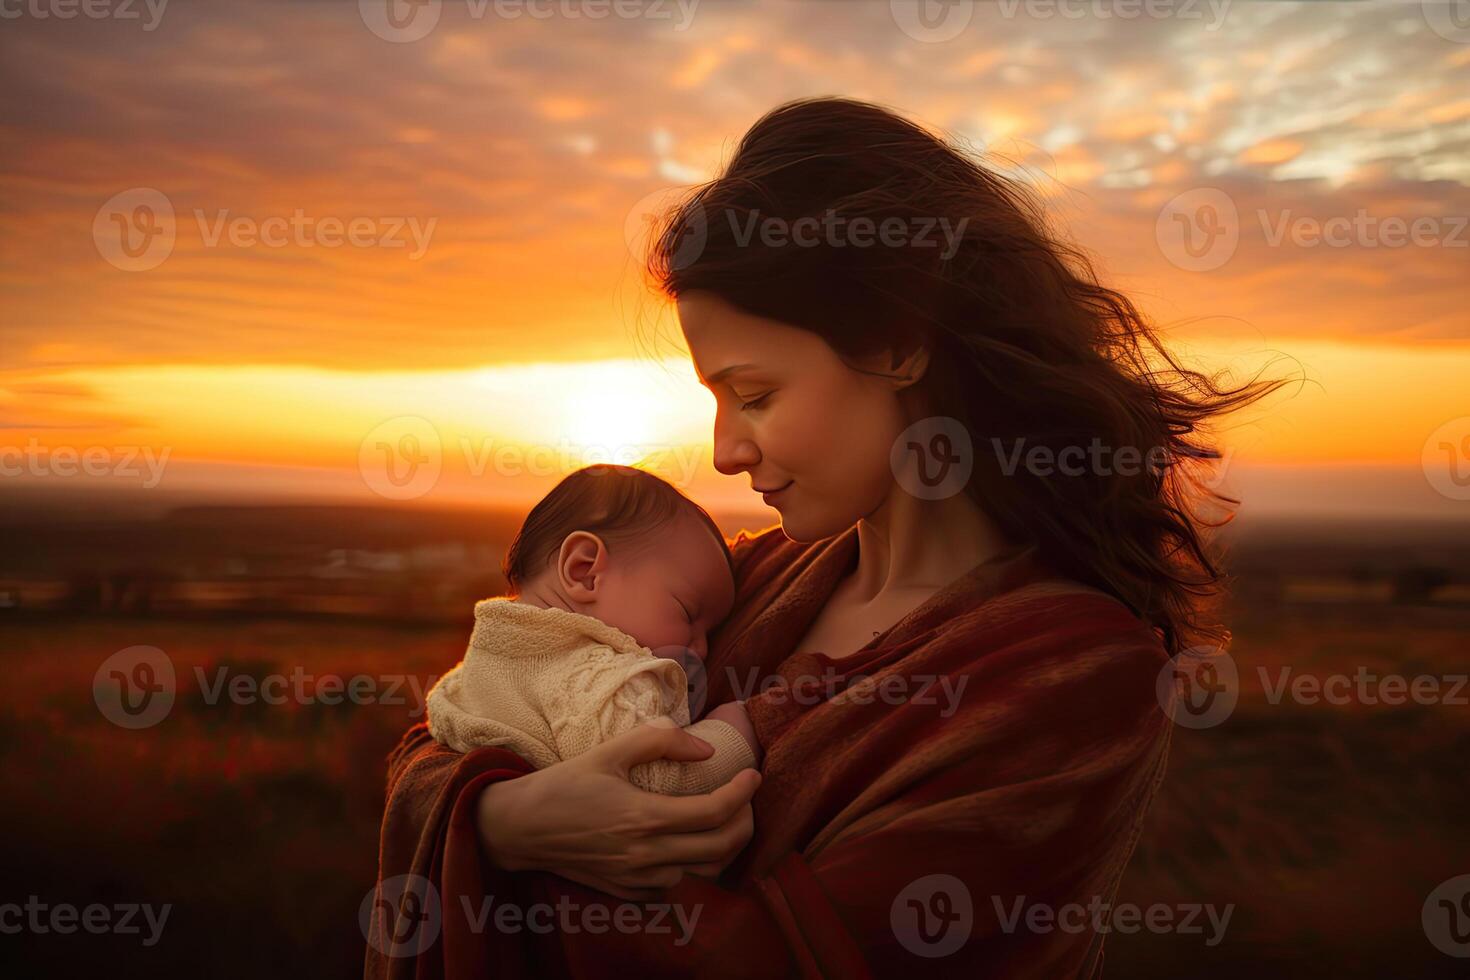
[502,465,736,662]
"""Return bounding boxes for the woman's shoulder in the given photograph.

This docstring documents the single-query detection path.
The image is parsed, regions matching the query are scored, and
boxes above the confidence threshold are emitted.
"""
[957,568,1172,677]
[887,543,1169,678]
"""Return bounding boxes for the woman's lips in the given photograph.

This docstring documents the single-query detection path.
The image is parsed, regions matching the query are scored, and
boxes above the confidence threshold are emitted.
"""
[761,480,794,504]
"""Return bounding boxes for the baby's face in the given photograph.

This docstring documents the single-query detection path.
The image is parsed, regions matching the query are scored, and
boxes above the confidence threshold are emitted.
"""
[589,512,735,663]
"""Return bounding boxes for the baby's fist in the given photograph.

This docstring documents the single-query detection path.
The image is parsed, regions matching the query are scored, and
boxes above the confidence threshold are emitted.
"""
[706,700,761,763]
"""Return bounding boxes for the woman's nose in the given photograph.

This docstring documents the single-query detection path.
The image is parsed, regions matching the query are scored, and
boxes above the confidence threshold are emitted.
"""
[711,406,760,476]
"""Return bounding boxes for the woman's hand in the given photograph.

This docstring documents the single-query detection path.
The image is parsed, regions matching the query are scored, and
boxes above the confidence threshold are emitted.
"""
[476,717,761,901]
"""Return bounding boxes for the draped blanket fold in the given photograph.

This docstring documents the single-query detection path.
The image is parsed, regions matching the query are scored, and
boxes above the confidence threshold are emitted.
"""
[365,524,1172,979]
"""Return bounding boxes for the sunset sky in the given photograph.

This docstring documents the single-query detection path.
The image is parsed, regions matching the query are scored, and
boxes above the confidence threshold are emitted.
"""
[1,0,1467,519]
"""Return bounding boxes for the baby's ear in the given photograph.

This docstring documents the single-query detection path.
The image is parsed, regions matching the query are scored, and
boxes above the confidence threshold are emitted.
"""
[556,530,609,599]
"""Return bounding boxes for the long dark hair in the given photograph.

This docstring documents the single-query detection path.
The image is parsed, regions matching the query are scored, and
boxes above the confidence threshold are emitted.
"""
[645,96,1290,656]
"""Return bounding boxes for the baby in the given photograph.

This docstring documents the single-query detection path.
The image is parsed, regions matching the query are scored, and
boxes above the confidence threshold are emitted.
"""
[425,464,761,795]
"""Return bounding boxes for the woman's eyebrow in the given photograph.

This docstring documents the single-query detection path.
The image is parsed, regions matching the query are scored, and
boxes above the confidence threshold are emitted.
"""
[703,362,758,385]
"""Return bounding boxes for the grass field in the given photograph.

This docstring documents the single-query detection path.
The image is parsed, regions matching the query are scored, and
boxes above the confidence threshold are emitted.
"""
[2,502,1468,975]
[3,598,1467,975]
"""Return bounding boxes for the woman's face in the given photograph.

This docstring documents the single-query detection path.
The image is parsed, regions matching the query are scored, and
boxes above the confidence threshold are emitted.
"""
[677,290,914,541]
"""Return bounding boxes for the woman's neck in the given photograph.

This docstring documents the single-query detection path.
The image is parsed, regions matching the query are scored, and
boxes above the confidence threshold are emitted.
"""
[847,486,1015,603]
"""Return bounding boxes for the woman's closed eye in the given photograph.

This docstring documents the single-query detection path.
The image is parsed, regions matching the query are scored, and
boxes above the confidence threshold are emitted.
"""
[736,390,773,412]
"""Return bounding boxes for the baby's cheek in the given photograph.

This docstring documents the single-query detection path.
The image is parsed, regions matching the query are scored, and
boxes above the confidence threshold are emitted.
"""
[644,618,693,656]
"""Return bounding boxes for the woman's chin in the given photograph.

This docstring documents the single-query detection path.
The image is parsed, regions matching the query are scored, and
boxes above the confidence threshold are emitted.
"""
[775,504,852,543]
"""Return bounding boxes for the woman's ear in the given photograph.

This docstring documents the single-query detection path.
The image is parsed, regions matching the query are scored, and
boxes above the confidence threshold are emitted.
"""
[557,531,608,600]
[847,339,931,392]
[887,342,930,390]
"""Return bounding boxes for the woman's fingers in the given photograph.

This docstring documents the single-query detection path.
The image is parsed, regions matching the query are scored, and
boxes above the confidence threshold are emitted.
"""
[588,716,761,835]
[509,720,760,895]
[473,721,761,899]
[638,798,755,869]
[638,767,762,834]
[591,718,716,776]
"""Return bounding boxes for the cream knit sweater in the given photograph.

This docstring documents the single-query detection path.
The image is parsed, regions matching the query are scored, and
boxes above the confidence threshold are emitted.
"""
[426,597,756,796]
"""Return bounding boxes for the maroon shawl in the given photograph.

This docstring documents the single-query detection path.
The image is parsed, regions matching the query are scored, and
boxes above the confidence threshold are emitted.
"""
[365,524,1172,978]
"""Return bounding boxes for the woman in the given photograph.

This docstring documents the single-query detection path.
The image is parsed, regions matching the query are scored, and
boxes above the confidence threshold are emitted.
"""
[367,97,1280,978]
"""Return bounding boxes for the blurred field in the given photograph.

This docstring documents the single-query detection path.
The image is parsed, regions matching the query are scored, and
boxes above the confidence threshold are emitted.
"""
[0,612,462,975]
[1,494,1468,976]
[1111,599,1470,979]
